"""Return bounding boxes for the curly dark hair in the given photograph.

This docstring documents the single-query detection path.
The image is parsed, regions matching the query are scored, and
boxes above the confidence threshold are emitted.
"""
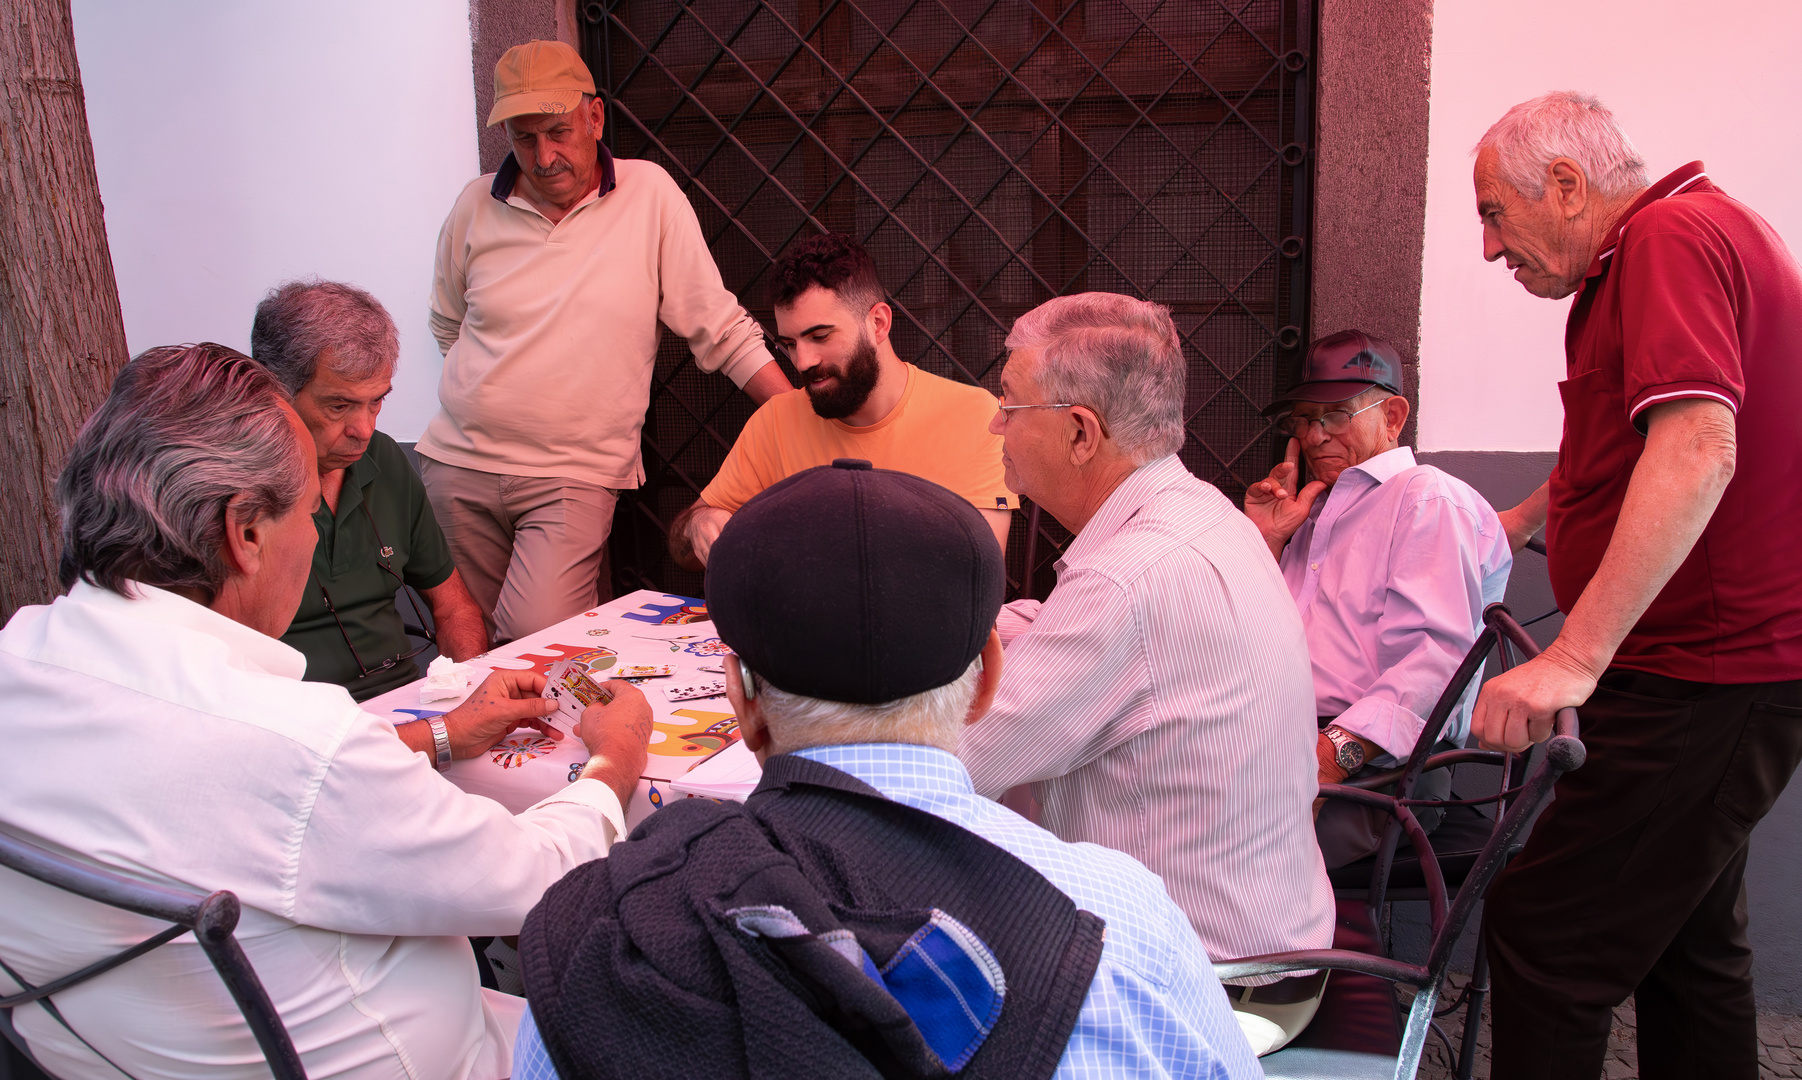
[767,232,885,315]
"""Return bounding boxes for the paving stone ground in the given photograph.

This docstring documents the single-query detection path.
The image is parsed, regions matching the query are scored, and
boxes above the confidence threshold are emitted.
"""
[1396,975,1802,1079]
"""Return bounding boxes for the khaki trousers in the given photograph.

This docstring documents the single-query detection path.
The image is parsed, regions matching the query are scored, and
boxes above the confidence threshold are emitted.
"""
[418,457,618,643]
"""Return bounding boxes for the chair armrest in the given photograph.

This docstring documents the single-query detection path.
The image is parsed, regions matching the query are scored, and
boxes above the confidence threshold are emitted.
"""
[1215,948,1428,988]
[1317,783,1449,926]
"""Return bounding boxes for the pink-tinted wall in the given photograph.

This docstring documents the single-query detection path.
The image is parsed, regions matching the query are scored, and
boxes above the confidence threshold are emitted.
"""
[1417,0,1802,451]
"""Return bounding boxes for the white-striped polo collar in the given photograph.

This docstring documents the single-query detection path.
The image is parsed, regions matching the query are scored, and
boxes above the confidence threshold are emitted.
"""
[1583,160,1711,280]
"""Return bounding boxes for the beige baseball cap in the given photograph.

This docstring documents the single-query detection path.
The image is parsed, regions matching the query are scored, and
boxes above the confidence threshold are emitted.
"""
[487,40,597,127]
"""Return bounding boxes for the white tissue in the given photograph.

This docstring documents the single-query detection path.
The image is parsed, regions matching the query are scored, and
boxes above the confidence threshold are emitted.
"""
[419,656,473,703]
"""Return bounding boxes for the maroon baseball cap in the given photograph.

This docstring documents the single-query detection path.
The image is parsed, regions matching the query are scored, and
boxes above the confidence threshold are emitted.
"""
[1263,329,1406,415]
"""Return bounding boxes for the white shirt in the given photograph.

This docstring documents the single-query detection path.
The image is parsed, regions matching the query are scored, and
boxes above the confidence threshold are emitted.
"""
[0,582,626,1080]
[958,455,1334,968]
[1279,446,1513,759]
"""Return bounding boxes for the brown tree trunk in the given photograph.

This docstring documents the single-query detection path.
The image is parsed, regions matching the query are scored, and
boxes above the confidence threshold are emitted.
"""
[0,0,129,623]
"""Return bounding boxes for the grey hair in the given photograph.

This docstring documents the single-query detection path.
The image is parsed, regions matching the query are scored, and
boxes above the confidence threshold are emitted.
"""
[250,278,398,396]
[751,657,984,753]
[1474,91,1649,202]
[57,343,310,603]
[1005,293,1186,464]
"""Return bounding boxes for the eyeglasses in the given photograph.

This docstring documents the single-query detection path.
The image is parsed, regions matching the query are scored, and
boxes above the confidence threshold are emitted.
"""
[320,504,437,681]
[993,395,1113,438]
[994,399,1076,415]
[1279,397,1386,439]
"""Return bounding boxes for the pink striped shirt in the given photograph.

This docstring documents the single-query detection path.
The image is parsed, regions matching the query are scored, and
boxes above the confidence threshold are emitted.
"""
[960,455,1334,967]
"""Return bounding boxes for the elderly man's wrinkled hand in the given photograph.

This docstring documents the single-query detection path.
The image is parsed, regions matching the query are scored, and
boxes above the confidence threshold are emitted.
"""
[1471,651,1596,753]
[443,669,563,757]
[1244,438,1326,553]
[576,681,655,804]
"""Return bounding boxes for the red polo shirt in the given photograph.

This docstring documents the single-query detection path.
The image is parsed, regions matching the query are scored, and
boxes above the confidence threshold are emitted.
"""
[1547,161,1802,683]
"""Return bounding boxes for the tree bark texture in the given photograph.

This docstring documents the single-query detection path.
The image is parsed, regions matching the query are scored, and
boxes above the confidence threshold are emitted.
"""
[0,0,129,623]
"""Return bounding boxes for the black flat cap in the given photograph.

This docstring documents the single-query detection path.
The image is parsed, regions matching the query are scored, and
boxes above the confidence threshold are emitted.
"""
[706,459,1004,704]
[1263,328,1406,414]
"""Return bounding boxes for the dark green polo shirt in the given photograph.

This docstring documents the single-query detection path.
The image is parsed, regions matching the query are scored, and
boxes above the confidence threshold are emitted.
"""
[282,432,456,701]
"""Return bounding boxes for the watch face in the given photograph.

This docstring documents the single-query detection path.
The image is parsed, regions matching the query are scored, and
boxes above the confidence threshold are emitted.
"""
[1334,735,1364,771]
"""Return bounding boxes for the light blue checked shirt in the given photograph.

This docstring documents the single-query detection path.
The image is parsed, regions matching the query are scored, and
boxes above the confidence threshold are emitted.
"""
[513,743,1260,1080]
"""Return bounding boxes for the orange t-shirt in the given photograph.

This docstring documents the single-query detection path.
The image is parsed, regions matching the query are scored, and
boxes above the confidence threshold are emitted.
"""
[700,364,1015,513]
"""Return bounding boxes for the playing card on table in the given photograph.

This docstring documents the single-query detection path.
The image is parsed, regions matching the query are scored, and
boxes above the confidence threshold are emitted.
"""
[664,678,727,702]
[612,664,677,679]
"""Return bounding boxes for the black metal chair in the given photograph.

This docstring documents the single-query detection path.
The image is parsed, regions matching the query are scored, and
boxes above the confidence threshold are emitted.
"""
[0,831,307,1080]
[1217,701,1584,1079]
[1324,603,1561,1077]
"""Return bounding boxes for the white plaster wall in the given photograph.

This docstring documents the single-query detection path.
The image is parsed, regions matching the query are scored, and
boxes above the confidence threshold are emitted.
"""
[72,0,479,442]
[1418,0,1802,451]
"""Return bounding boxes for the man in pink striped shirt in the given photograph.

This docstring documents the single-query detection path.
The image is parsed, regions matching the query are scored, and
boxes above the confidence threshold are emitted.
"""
[958,293,1334,1056]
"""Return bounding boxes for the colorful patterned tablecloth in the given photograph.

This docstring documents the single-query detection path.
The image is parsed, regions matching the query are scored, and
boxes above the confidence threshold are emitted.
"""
[362,589,738,827]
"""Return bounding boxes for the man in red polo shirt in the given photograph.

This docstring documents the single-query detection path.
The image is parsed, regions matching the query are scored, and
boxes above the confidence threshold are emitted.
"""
[1468,91,1802,1080]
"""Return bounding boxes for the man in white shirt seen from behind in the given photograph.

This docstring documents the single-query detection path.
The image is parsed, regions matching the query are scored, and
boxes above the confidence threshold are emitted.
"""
[0,343,652,1079]
[1243,330,1511,868]
[955,293,1334,1055]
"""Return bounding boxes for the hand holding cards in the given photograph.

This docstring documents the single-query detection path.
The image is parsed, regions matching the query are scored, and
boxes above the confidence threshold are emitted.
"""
[542,650,620,731]
[561,680,654,806]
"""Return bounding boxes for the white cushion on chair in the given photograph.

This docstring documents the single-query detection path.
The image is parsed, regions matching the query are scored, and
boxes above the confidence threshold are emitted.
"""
[1234,1009,1291,1055]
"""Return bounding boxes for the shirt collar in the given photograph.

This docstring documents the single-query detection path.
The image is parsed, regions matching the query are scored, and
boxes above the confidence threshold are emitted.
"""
[1060,454,1191,567]
[66,579,307,680]
[491,141,618,205]
[1582,160,1713,281]
[1341,444,1415,486]
[792,743,977,799]
[828,364,916,435]
[345,441,381,489]
[323,442,382,524]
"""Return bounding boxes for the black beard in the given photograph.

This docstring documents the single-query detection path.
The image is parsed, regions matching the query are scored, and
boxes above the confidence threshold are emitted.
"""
[804,332,881,420]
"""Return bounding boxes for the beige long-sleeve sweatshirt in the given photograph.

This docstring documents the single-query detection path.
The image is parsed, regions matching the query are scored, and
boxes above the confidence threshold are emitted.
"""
[418,149,773,489]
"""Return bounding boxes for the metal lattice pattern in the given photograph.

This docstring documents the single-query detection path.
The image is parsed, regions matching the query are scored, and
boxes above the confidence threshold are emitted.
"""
[583,0,1314,600]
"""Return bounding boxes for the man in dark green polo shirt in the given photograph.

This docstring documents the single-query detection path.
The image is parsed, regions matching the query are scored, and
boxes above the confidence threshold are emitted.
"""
[252,279,489,701]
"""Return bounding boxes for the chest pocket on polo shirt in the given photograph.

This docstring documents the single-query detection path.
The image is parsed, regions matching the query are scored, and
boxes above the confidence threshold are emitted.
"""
[1553,367,1632,499]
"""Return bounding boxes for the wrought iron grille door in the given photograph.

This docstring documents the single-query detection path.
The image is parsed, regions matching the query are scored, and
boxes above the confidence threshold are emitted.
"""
[581,0,1315,601]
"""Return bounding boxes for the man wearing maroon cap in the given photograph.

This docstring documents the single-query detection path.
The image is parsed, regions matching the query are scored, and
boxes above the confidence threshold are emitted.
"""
[1245,329,1510,869]
[1469,91,1802,1079]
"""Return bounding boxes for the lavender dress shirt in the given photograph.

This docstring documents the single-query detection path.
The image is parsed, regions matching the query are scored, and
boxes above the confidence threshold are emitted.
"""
[1278,446,1512,760]
[958,455,1334,968]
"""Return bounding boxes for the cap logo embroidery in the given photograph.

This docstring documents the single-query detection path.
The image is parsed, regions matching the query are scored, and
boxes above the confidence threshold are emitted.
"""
[539,101,568,114]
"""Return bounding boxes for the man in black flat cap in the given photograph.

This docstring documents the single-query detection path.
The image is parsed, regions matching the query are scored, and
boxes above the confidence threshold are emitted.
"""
[510,459,1260,1080]
[1245,329,1512,865]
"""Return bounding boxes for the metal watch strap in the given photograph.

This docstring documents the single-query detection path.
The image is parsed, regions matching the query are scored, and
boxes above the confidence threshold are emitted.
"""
[429,718,452,769]
[1324,725,1364,772]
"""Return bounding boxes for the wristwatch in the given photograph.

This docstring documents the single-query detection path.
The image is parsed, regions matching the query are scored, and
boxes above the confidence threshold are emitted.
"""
[428,718,453,770]
[1323,725,1366,773]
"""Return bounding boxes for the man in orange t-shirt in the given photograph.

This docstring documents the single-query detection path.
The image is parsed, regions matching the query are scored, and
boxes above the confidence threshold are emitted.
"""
[670,234,1014,570]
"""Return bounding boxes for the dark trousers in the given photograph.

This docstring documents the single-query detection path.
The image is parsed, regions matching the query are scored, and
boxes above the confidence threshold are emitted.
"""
[1314,715,1453,870]
[1484,668,1802,1080]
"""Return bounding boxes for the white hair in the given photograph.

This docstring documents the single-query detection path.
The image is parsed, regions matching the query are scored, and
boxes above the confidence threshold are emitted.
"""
[1474,91,1649,202]
[751,657,984,753]
[1005,292,1186,465]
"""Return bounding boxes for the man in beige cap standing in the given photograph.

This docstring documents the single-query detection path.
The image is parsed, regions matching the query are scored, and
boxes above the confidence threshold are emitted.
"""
[419,40,790,643]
